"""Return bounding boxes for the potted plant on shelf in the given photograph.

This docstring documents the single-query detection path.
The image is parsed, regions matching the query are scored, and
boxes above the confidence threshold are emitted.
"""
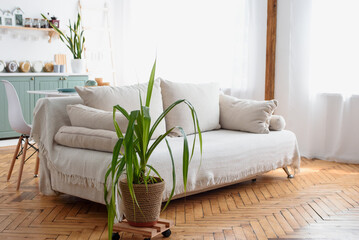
[42,13,85,73]
[104,60,202,239]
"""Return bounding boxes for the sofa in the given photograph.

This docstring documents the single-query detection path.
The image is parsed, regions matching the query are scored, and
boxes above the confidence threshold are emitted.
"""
[31,79,300,220]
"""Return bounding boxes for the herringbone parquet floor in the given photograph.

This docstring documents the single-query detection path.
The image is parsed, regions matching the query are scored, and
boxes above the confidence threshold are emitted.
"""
[1,145,359,240]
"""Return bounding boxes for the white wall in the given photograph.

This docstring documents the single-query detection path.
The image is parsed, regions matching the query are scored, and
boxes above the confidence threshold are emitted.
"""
[0,0,78,65]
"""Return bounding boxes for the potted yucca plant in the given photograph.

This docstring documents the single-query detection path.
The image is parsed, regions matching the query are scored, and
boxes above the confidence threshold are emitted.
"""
[42,13,85,73]
[104,60,202,239]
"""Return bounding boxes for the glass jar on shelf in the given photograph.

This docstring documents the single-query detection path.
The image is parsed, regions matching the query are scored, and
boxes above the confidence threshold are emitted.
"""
[6,61,19,73]
[24,18,32,28]
[32,18,40,28]
[31,61,43,73]
[19,61,31,73]
[44,62,54,72]
[40,19,48,28]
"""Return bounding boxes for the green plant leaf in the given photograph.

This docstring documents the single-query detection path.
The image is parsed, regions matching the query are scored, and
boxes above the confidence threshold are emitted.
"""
[111,139,123,178]
[104,168,111,205]
[145,59,156,107]
[113,108,124,139]
[148,99,186,139]
[107,202,114,240]
[141,106,151,160]
[146,164,163,181]
[177,127,190,192]
[123,111,142,210]
[76,13,81,31]
[105,137,124,240]
[113,105,130,119]
[162,138,176,212]
[134,116,144,166]
[146,127,175,158]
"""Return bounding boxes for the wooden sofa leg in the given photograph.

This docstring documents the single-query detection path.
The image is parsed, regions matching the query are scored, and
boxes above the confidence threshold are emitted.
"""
[283,166,294,178]
[34,153,40,177]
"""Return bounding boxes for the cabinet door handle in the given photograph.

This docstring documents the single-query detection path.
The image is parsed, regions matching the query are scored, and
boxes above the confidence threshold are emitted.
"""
[59,77,63,80]
[63,77,67,80]
[31,77,34,81]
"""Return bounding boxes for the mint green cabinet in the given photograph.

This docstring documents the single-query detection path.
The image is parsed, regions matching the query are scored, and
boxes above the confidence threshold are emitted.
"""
[64,76,86,88]
[33,76,64,105]
[0,75,87,139]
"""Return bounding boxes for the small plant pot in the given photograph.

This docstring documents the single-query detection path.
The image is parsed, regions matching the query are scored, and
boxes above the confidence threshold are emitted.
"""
[71,59,86,73]
[120,178,165,227]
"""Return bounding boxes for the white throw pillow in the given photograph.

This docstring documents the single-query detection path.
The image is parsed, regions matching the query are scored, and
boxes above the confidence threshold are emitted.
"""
[219,94,278,134]
[75,80,166,138]
[67,104,127,132]
[55,126,118,153]
[160,79,220,136]
[269,115,286,131]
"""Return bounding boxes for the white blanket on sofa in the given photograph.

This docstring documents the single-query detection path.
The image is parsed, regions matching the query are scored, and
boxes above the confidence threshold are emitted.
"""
[31,97,300,220]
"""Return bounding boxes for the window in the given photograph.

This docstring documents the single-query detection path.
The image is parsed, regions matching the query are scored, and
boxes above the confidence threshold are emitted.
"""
[120,0,247,87]
[310,0,359,94]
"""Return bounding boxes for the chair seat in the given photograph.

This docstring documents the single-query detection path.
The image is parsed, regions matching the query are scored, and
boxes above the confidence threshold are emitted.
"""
[15,123,32,136]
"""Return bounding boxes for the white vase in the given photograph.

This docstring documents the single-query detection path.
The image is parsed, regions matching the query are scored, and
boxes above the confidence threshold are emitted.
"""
[71,59,86,73]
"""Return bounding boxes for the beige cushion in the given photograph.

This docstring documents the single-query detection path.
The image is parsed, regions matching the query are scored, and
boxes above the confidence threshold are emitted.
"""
[219,94,278,134]
[67,104,127,132]
[75,80,165,138]
[54,126,118,153]
[160,79,220,136]
[269,115,286,131]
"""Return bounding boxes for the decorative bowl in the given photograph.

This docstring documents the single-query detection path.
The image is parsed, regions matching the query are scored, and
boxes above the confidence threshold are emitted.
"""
[57,88,76,93]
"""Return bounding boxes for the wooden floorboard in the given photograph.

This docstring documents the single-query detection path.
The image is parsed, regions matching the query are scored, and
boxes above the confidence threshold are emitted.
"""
[0,145,359,239]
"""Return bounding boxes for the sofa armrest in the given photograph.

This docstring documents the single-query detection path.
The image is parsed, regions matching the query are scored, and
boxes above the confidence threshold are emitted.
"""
[269,115,286,131]
[31,96,83,144]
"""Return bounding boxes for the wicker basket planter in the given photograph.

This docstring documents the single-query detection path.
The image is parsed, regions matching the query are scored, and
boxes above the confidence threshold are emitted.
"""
[120,178,165,227]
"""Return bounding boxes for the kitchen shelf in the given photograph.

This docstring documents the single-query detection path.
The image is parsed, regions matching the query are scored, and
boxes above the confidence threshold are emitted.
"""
[0,25,59,43]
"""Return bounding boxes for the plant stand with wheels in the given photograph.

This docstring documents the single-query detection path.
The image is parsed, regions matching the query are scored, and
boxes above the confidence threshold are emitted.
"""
[112,218,173,240]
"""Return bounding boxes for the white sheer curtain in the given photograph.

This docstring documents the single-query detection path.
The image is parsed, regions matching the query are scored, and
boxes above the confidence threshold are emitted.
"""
[114,0,267,100]
[276,0,359,163]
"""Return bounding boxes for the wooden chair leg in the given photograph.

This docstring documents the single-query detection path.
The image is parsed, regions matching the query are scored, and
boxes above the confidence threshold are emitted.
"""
[7,135,23,181]
[16,137,28,191]
[34,152,40,177]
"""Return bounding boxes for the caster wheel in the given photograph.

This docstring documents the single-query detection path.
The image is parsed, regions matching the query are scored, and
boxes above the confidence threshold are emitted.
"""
[112,232,120,240]
[251,178,256,182]
[144,238,151,240]
[162,229,171,237]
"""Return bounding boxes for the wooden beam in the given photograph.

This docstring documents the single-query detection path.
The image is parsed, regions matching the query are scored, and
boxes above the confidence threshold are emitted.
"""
[265,0,277,100]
